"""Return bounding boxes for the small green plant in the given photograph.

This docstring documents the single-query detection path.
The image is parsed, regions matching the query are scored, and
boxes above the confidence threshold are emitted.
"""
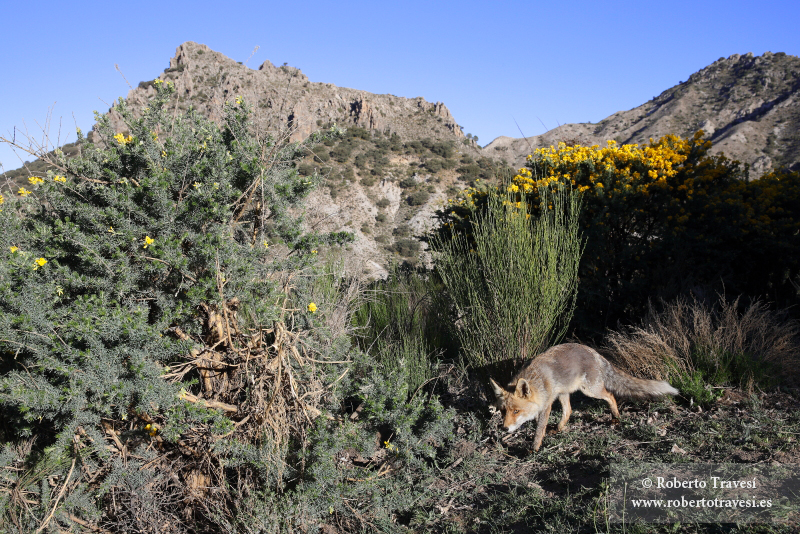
[407,190,430,205]
[353,264,455,388]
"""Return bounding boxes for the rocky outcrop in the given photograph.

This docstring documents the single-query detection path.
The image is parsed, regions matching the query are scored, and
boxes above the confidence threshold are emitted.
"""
[102,41,464,147]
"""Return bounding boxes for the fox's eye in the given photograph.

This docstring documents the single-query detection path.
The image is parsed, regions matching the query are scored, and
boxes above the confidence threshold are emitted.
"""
[513,409,519,414]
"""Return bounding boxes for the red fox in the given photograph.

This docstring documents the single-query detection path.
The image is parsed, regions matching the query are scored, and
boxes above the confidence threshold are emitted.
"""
[490,343,678,451]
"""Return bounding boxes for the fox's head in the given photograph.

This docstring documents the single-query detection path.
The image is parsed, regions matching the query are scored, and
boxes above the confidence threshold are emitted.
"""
[489,378,541,432]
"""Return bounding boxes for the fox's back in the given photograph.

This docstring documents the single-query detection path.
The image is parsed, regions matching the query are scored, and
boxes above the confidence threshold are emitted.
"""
[515,343,606,394]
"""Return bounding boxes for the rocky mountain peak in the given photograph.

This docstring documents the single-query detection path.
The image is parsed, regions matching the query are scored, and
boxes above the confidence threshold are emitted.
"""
[104,41,464,147]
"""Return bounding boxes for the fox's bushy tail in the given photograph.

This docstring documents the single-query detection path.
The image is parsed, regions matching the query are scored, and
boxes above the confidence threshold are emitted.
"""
[602,360,679,398]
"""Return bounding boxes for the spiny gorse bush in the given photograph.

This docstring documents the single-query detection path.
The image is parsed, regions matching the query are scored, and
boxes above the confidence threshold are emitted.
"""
[1,81,463,534]
[0,81,357,532]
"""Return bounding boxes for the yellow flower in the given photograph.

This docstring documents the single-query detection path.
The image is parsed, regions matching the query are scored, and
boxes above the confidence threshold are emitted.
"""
[151,131,158,141]
[143,236,154,249]
[193,182,202,189]
[28,176,44,186]
[0,193,4,205]
[114,133,133,145]
[235,95,244,105]
[53,175,67,183]
[17,187,32,197]
[307,302,317,313]
[263,241,269,249]
[33,257,47,270]
[154,79,164,86]
[108,226,115,234]
[311,249,317,255]
[161,150,167,158]
[10,246,19,253]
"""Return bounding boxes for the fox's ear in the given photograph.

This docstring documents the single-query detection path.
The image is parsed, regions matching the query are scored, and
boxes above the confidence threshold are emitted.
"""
[515,379,531,399]
[489,378,505,400]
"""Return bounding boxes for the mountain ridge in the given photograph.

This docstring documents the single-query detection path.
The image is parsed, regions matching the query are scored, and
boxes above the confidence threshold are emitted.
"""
[486,51,800,175]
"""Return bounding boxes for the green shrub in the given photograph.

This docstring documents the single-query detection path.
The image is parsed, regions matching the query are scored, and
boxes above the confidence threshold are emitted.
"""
[329,141,353,163]
[297,161,315,176]
[353,264,455,387]
[407,190,430,205]
[446,133,800,336]
[399,177,417,189]
[0,82,355,532]
[432,185,583,371]
[424,158,444,173]
[346,126,370,140]
[310,144,330,162]
[293,349,455,532]
[392,224,411,237]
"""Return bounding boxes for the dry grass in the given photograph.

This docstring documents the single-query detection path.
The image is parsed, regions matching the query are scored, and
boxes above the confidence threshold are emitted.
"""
[604,296,800,392]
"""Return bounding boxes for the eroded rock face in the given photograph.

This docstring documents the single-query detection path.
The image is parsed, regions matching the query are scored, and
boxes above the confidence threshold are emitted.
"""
[486,51,800,174]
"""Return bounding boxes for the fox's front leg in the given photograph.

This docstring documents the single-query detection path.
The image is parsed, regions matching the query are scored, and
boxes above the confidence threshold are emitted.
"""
[557,393,572,431]
[532,402,553,451]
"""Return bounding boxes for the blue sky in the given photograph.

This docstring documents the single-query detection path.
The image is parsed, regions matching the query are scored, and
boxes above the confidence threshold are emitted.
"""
[2,0,798,172]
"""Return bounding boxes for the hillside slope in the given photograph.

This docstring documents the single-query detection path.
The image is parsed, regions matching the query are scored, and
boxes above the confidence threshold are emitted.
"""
[101,42,506,278]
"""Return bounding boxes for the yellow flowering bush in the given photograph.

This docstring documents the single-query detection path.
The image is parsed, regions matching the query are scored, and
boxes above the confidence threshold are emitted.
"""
[436,132,800,335]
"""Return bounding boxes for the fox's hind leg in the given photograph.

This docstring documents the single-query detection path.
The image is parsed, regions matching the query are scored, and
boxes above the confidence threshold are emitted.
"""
[599,387,620,420]
[557,394,572,431]
[583,384,621,421]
